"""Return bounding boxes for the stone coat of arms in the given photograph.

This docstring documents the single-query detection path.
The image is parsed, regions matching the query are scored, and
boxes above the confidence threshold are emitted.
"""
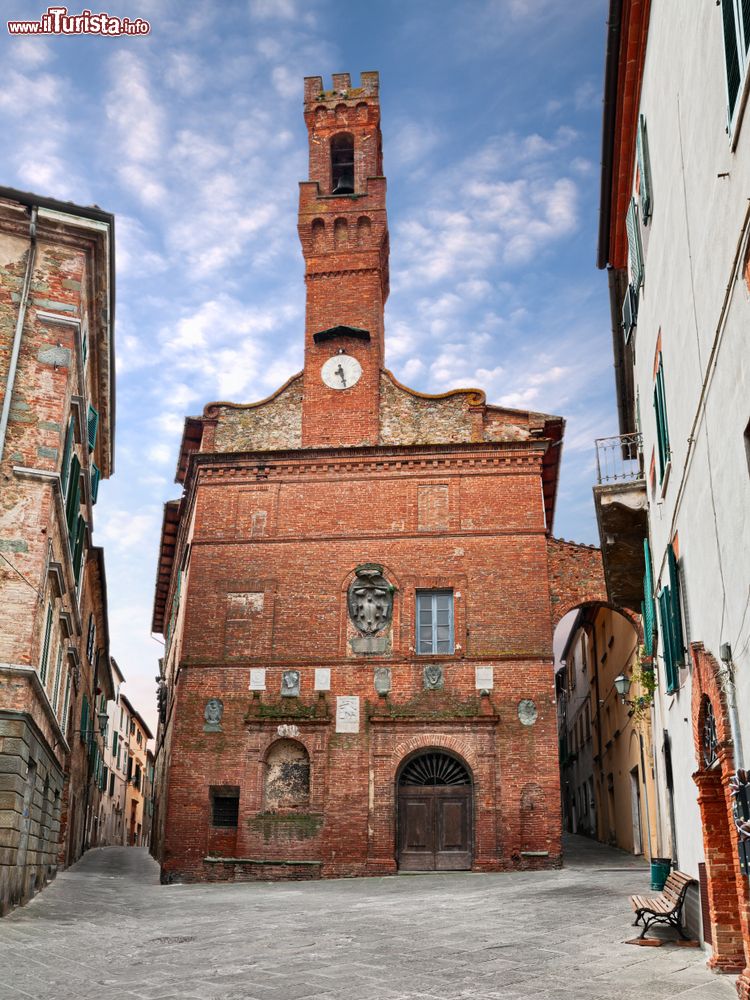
[347,564,394,636]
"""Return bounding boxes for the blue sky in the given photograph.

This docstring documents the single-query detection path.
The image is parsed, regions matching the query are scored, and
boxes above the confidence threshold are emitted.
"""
[2,0,612,729]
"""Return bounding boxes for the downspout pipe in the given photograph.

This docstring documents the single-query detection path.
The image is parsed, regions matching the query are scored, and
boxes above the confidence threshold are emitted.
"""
[719,646,744,770]
[0,205,38,466]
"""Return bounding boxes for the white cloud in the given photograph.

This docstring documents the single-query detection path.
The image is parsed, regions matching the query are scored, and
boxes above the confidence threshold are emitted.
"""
[163,51,205,96]
[106,52,165,165]
[9,39,54,68]
[389,121,441,167]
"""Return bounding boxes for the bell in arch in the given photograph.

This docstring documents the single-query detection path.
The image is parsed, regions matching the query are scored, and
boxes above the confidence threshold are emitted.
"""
[332,169,354,195]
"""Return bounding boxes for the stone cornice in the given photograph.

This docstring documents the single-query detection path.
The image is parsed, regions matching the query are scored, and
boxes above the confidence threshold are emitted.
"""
[186,441,545,491]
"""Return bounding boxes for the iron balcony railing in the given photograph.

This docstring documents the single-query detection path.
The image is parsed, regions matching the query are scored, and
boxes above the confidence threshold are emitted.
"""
[594,432,643,485]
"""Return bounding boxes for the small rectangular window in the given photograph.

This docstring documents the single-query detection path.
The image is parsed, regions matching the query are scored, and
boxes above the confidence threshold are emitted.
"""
[211,789,240,828]
[416,590,454,654]
[109,771,115,796]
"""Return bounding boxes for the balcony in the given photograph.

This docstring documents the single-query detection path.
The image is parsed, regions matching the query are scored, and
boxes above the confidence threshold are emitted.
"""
[592,433,647,610]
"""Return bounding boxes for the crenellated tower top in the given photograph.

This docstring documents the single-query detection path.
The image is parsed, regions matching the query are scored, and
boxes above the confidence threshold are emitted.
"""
[298,71,389,448]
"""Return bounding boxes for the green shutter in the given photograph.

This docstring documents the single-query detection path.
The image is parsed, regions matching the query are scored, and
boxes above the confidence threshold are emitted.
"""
[626,197,644,290]
[723,0,742,120]
[667,543,685,667]
[73,516,86,587]
[91,464,101,504]
[60,418,75,497]
[659,588,679,693]
[65,454,81,539]
[743,0,750,52]
[52,644,63,710]
[80,694,90,743]
[112,731,118,755]
[61,672,71,732]
[87,405,99,453]
[642,538,655,656]
[39,602,54,684]
[653,355,670,482]
[636,115,652,223]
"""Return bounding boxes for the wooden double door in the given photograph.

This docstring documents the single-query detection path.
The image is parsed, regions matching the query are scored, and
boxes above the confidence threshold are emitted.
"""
[397,752,472,871]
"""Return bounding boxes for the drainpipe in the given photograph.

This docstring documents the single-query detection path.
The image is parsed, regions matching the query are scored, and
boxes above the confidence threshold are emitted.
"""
[638,732,653,858]
[0,206,38,466]
[719,643,744,770]
[591,620,605,839]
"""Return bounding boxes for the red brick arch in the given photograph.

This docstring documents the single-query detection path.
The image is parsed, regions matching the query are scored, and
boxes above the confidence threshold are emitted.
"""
[553,599,644,647]
[690,643,750,980]
[547,537,607,630]
[387,734,479,782]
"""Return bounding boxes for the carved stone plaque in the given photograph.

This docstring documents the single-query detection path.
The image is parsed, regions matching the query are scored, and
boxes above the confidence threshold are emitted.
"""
[336,696,360,733]
[518,699,538,726]
[348,564,393,636]
[281,670,300,697]
[374,667,391,695]
[277,724,300,738]
[314,668,331,691]
[203,698,223,732]
[423,664,444,691]
[249,668,266,691]
[475,666,494,690]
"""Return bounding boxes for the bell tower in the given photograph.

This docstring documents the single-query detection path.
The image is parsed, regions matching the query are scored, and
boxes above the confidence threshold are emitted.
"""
[298,71,389,447]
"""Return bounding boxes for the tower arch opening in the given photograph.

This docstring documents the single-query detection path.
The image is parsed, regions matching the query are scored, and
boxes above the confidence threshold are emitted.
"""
[331,132,354,194]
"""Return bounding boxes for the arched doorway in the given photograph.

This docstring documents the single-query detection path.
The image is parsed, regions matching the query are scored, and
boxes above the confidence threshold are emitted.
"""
[397,750,472,871]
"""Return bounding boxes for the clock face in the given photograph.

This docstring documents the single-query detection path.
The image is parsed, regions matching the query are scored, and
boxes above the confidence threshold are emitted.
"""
[321,354,362,390]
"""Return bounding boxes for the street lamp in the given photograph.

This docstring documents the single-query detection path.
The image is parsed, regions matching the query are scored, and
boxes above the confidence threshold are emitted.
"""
[613,673,631,700]
[97,710,109,735]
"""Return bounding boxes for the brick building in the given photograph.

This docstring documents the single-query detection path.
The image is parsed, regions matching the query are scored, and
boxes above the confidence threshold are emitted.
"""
[0,187,115,912]
[151,72,597,883]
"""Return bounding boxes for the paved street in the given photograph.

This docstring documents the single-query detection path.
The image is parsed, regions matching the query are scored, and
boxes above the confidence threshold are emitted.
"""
[0,837,737,1000]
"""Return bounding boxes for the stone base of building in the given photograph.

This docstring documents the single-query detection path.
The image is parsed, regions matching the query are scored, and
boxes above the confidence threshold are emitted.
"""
[161,851,564,886]
[0,710,65,917]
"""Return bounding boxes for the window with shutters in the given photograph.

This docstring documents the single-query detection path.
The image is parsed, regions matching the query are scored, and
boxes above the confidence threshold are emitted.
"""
[51,645,63,711]
[109,771,115,796]
[39,602,54,685]
[87,404,98,453]
[636,114,652,224]
[72,515,86,587]
[653,353,670,484]
[65,454,81,540]
[60,417,75,497]
[721,0,750,131]
[657,541,685,693]
[642,538,656,655]
[416,590,454,654]
[80,694,90,744]
[90,464,101,504]
[112,731,118,755]
[61,672,71,734]
[86,613,96,662]
[626,197,644,291]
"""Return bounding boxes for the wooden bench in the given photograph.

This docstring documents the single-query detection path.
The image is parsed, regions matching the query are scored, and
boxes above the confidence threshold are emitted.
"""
[630,870,695,940]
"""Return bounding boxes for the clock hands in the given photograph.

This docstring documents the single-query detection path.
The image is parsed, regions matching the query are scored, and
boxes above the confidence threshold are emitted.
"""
[335,363,347,387]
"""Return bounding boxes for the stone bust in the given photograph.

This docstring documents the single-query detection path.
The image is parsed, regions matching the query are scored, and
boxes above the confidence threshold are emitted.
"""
[203,698,223,731]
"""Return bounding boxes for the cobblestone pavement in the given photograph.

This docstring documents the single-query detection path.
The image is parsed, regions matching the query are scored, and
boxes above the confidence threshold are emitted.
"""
[0,837,738,1000]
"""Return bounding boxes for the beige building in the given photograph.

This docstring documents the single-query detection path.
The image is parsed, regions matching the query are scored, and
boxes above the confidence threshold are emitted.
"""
[120,694,152,847]
[98,660,128,846]
[557,605,658,859]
